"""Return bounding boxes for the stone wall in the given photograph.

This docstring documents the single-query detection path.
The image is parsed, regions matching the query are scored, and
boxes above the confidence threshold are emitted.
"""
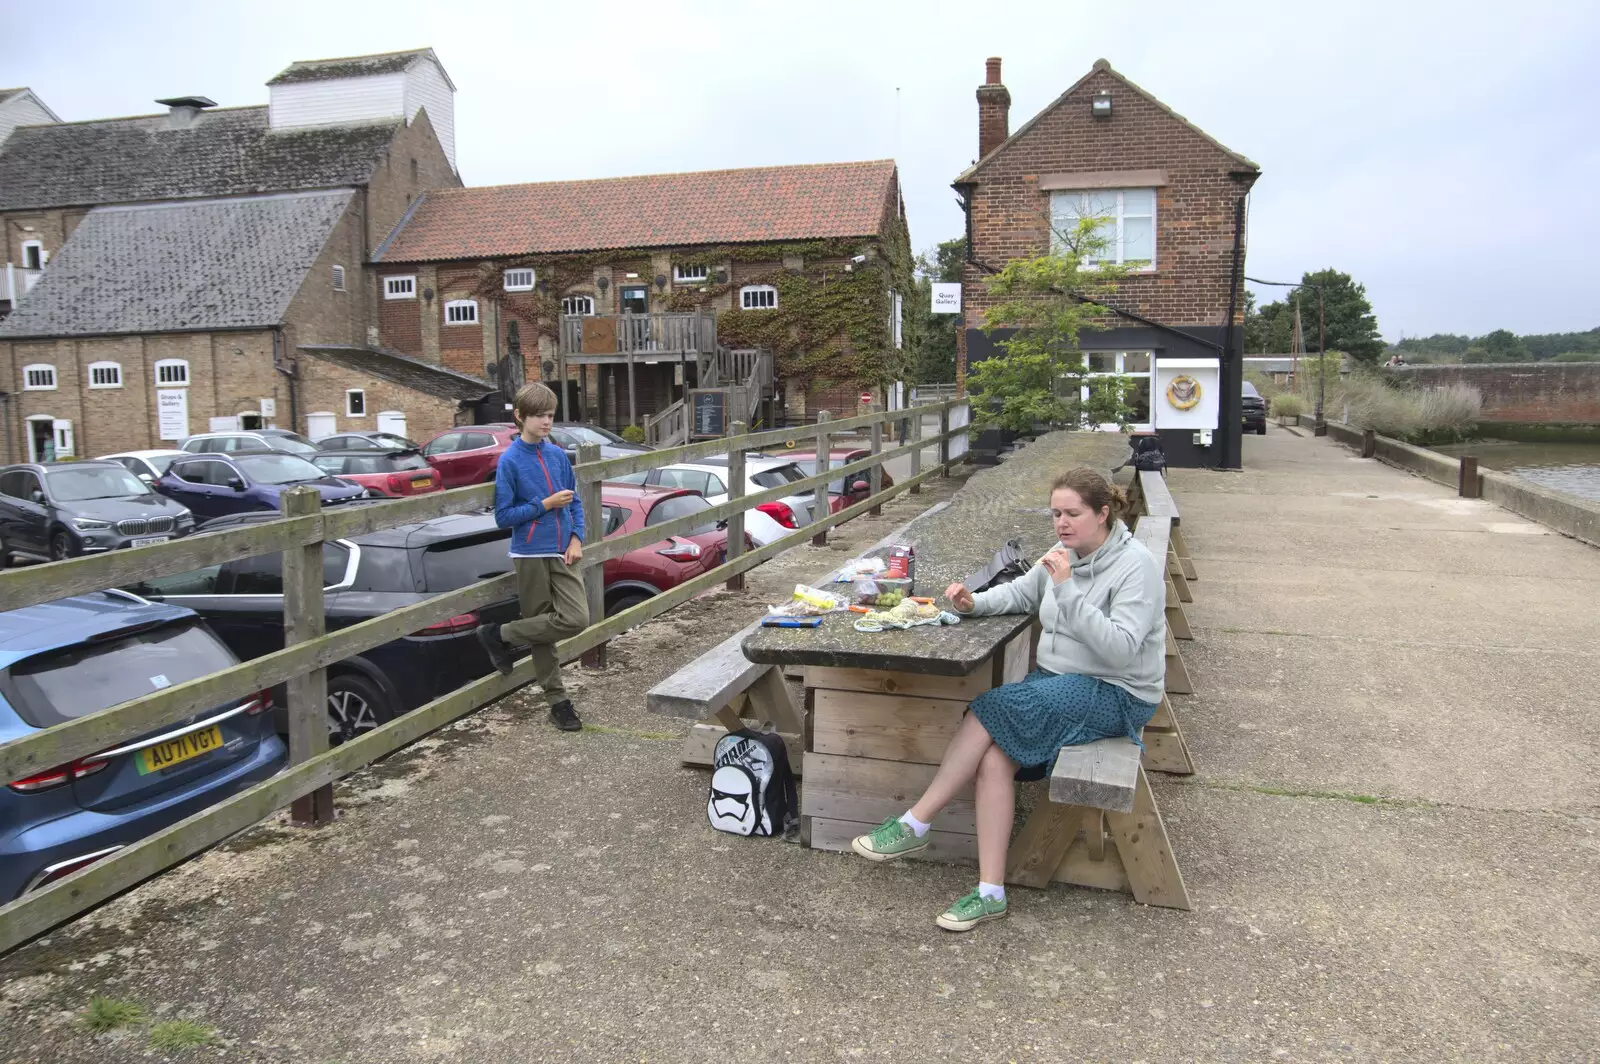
[1391,363,1600,424]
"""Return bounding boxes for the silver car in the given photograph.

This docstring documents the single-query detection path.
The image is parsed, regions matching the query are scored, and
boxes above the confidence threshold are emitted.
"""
[607,456,816,546]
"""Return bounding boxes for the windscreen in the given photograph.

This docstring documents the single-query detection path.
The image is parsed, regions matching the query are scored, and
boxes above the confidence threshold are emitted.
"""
[236,454,325,484]
[46,467,149,501]
[554,425,624,446]
[266,435,319,456]
[751,463,806,489]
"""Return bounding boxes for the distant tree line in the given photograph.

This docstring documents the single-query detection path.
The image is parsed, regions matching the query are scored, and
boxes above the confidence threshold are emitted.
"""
[1392,327,1600,363]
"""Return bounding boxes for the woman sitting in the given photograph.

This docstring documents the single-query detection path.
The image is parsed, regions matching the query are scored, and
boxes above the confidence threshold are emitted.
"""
[852,467,1166,930]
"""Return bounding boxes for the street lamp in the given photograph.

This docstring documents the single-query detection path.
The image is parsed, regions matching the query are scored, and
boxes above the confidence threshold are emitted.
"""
[1246,276,1326,436]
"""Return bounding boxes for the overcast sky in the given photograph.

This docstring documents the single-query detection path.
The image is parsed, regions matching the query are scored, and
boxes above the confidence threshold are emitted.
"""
[6,0,1596,340]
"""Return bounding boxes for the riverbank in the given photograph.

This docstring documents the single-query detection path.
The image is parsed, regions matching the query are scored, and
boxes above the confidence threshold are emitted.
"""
[1433,437,1600,502]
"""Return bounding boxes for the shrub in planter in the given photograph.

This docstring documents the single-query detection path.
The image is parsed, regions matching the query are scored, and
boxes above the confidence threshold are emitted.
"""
[620,424,646,444]
[1270,394,1306,422]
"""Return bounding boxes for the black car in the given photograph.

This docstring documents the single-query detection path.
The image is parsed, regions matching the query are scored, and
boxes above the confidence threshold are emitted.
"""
[1242,382,1268,435]
[121,512,521,742]
[550,423,652,461]
[0,462,196,563]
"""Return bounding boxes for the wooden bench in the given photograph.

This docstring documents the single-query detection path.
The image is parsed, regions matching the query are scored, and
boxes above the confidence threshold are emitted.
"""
[647,623,806,771]
[1136,469,1197,590]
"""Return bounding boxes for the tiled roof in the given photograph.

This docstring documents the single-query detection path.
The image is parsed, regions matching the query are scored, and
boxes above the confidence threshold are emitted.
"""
[374,160,899,263]
[0,190,353,339]
[299,345,495,403]
[0,89,26,104]
[268,48,445,86]
[0,106,398,211]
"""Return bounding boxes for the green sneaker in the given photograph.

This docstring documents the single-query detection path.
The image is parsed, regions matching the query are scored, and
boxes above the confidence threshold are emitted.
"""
[850,817,930,862]
[936,889,1008,932]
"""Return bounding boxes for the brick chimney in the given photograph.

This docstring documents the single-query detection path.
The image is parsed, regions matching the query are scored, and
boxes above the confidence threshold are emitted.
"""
[977,57,1011,159]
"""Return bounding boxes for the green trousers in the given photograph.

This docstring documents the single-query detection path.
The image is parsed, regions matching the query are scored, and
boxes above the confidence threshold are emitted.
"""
[499,556,589,699]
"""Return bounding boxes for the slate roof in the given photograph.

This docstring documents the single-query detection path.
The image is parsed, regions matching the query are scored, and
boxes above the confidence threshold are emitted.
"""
[0,106,399,211]
[0,190,353,340]
[268,48,452,88]
[0,89,26,104]
[374,160,899,263]
[299,344,495,403]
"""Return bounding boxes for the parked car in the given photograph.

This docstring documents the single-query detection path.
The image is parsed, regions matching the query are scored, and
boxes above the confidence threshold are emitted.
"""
[0,462,196,563]
[0,591,286,900]
[1242,381,1268,435]
[419,424,520,488]
[311,449,441,498]
[97,449,188,485]
[771,448,894,514]
[598,485,739,616]
[122,512,524,742]
[154,451,366,520]
[606,456,816,546]
[179,429,319,457]
[549,423,652,462]
[317,431,419,452]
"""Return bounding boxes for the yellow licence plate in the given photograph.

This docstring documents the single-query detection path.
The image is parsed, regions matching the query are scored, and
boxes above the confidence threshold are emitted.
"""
[412,477,434,488]
[136,726,224,776]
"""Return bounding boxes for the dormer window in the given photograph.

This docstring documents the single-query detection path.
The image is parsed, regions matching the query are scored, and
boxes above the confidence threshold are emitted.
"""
[21,241,43,270]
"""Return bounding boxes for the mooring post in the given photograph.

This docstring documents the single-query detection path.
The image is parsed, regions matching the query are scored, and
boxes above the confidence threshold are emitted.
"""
[1361,429,1376,459]
[1459,455,1480,499]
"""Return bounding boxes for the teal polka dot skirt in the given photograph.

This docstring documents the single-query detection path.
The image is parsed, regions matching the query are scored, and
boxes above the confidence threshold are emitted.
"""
[971,669,1159,780]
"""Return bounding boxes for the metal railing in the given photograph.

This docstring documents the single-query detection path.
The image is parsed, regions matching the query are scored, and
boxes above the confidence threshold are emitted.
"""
[0,398,971,954]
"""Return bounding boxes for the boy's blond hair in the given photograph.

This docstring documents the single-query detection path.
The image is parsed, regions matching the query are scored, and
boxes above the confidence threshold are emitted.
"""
[512,382,558,425]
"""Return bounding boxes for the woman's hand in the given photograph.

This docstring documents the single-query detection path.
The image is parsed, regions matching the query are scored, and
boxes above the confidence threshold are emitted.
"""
[944,582,974,613]
[1040,552,1073,585]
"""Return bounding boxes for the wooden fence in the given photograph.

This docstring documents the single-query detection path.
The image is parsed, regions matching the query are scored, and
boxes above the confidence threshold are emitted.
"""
[0,398,970,954]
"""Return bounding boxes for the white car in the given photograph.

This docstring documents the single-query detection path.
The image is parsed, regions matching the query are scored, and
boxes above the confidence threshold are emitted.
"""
[608,456,818,546]
[96,449,188,485]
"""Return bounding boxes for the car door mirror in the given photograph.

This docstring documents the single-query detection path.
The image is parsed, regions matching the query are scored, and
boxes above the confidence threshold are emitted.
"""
[29,490,45,504]
[227,478,246,492]
[138,473,155,485]
[849,476,870,493]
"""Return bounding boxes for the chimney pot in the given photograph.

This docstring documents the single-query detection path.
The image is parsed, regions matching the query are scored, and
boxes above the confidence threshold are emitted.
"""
[985,57,1002,85]
[976,58,1011,160]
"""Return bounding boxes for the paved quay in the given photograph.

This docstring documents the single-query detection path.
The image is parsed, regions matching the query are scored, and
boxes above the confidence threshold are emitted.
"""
[1,426,1595,1063]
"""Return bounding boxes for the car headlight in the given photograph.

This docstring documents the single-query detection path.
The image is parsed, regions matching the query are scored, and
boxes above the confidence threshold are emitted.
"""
[71,518,112,531]
[176,509,195,525]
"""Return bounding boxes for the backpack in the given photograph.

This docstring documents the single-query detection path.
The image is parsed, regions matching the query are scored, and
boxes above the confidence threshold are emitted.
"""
[707,729,797,838]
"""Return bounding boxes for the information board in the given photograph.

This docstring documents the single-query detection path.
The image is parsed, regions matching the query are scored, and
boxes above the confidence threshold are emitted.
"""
[690,389,727,437]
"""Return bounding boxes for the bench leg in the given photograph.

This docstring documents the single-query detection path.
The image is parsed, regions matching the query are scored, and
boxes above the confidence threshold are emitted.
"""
[1164,579,1194,641]
[747,667,805,735]
[1141,696,1195,776]
[1005,797,1081,889]
[678,669,808,773]
[1171,525,1197,581]
[1105,768,1191,910]
[1167,552,1194,603]
[1164,630,1194,695]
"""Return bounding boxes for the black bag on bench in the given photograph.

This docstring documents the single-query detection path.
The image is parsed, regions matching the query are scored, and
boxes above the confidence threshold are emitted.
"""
[964,538,1030,594]
[707,729,797,838]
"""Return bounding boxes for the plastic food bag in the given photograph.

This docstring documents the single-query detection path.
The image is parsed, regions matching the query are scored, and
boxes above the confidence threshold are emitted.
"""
[831,556,887,583]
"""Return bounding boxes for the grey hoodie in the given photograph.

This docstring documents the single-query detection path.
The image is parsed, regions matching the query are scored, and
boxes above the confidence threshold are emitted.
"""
[961,522,1166,704]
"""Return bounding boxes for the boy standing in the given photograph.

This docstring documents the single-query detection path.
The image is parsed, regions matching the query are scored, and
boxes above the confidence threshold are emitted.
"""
[476,383,588,731]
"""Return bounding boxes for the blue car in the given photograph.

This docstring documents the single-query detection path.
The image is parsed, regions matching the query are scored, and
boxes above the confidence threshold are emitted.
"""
[154,449,366,520]
[0,592,287,900]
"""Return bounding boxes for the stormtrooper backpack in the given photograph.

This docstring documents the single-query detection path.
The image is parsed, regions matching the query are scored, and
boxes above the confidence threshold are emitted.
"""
[706,729,797,838]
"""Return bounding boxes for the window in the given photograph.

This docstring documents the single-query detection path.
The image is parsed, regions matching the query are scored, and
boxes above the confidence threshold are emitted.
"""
[460,431,495,451]
[889,289,903,349]
[23,364,56,390]
[332,265,346,291]
[88,361,123,389]
[445,299,478,325]
[600,505,628,536]
[346,389,366,417]
[740,285,778,311]
[155,359,190,386]
[644,494,720,536]
[21,241,43,270]
[653,468,713,495]
[561,295,595,316]
[673,263,709,284]
[1050,188,1156,269]
[1075,351,1153,430]
[422,432,462,456]
[504,268,535,291]
[385,275,417,300]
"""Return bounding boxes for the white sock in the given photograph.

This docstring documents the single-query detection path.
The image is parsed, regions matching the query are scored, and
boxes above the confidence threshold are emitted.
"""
[978,881,1005,902]
[898,811,931,838]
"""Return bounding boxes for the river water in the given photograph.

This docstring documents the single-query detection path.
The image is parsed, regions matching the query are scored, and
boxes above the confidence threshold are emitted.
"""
[1432,440,1600,502]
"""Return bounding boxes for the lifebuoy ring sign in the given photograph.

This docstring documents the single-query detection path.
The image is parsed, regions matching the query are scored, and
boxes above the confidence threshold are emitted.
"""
[1166,375,1201,411]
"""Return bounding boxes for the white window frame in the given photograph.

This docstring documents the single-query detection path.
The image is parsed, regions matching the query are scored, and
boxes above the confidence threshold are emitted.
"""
[384,275,417,300]
[154,358,190,387]
[444,299,479,325]
[22,363,56,390]
[890,289,903,349]
[1049,189,1157,271]
[20,240,44,271]
[673,263,710,284]
[1076,350,1154,432]
[561,294,596,317]
[88,361,123,389]
[740,284,779,311]
[503,268,535,292]
[332,265,346,292]
[345,388,367,417]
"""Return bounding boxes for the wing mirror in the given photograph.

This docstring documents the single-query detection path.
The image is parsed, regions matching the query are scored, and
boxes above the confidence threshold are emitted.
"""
[138,473,155,485]
[227,478,246,492]
[29,490,45,504]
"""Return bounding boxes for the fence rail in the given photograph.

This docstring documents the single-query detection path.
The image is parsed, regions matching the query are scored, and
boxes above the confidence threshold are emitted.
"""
[0,398,971,954]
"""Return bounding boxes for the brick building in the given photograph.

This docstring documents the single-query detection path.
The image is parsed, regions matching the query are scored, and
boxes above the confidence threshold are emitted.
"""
[370,160,913,432]
[954,58,1260,467]
[0,49,472,463]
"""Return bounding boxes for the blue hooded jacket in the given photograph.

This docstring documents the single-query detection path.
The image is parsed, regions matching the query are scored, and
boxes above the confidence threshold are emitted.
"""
[493,437,586,556]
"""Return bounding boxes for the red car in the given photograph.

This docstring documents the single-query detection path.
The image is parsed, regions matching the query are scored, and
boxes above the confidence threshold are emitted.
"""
[771,449,895,514]
[419,424,519,488]
[599,485,744,617]
[311,448,442,497]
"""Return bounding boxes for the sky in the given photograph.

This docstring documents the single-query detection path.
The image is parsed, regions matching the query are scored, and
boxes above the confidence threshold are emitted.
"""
[5,0,1597,341]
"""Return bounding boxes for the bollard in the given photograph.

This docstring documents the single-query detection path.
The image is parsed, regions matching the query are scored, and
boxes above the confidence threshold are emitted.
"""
[1459,455,1480,499]
[1360,429,1376,458]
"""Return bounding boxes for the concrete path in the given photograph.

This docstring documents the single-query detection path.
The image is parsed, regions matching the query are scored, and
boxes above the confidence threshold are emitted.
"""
[2,426,1596,1063]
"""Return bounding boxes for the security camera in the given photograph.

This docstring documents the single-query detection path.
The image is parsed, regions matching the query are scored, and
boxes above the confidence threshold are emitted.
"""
[850,254,868,264]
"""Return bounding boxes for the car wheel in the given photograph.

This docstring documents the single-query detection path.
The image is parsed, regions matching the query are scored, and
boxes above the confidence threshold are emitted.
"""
[325,673,396,745]
[48,528,77,561]
[1258,424,1268,435]
[605,591,652,618]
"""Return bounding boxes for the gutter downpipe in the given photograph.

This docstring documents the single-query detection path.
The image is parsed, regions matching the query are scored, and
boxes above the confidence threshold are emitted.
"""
[273,327,299,433]
[1219,195,1247,470]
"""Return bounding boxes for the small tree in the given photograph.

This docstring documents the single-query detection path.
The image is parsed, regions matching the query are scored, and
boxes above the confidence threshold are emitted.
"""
[969,217,1132,431]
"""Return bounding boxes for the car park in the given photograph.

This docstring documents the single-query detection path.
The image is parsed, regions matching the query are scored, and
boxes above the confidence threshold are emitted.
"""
[179,429,320,457]
[0,591,286,900]
[418,424,520,488]
[0,461,196,562]
[598,485,738,616]
[317,431,419,452]
[771,448,895,514]
[606,455,815,546]
[1242,381,1268,435]
[311,449,441,497]
[154,451,366,520]
[97,449,188,485]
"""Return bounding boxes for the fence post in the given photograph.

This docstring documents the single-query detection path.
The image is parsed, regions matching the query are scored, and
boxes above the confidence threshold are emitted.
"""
[1459,455,1480,499]
[939,403,952,477]
[909,400,923,495]
[282,487,333,827]
[726,421,747,592]
[576,442,606,669]
[868,403,885,517]
[811,410,831,546]
[1361,429,1376,459]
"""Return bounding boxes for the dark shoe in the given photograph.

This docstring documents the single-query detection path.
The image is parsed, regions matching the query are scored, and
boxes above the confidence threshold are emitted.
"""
[549,699,582,732]
[476,624,514,676]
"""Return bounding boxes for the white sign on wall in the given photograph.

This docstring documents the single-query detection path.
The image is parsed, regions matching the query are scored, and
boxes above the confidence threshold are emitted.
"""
[157,388,190,441]
[260,398,276,418]
[948,400,971,460]
[1152,358,1221,430]
[931,283,962,314]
